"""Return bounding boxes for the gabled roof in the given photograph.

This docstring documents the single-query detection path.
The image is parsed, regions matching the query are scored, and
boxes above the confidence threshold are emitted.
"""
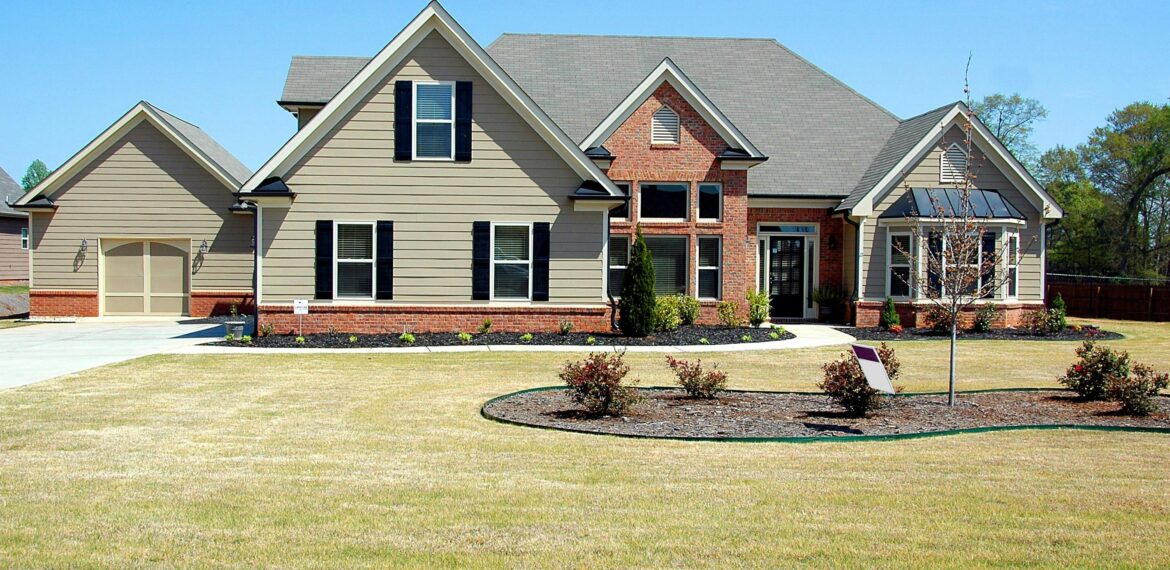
[16,101,250,206]
[243,1,621,198]
[579,58,765,159]
[279,56,369,106]
[838,102,1062,219]
[0,166,28,218]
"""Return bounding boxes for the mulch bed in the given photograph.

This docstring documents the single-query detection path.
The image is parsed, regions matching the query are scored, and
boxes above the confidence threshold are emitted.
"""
[211,325,794,349]
[844,326,1123,342]
[483,388,1170,439]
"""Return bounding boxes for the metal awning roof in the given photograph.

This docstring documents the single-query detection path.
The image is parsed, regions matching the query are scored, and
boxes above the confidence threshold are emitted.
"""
[879,188,1025,220]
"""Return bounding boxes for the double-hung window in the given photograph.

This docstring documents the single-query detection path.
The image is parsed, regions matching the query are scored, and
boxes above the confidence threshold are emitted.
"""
[639,182,688,221]
[611,182,631,220]
[608,235,629,297]
[1005,232,1019,298]
[21,227,29,250]
[413,82,454,160]
[888,232,912,299]
[492,223,531,300]
[335,223,375,299]
[697,236,721,299]
[644,236,688,295]
[698,183,721,221]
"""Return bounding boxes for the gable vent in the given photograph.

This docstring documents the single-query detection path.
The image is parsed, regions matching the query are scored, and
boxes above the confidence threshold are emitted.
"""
[651,106,680,144]
[940,142,968,184]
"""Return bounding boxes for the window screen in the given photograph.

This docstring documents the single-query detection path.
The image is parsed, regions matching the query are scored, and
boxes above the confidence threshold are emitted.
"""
[415,83,453,159]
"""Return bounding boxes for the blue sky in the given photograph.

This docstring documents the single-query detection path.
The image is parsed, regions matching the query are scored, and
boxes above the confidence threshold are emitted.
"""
[2,0,1167,180]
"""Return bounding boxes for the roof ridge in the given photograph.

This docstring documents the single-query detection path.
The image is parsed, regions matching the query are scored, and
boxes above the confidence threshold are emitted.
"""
[495,32,781,42]
[290,55,371,60]
[142,101,202,130]
[900,100,962,123]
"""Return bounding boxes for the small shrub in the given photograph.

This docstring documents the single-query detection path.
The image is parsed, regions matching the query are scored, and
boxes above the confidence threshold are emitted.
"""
[478,318,493,334]
[879,297,900,330]
[241,335,253,344]
[458,332,473,344]
[1060,341,1130,400]
[716,300,743,327]
[675,295,700,326]
[1022,308,1066,335]
[924,304,954,333]
[819,343,901,416]
[698,337,710,345]
[520,332,534,343]
[559,351,640,416]
[1107,363,1169,416]
[295,336,306,344]
[558,320,574,335]
[229,304,239,318]
[348,335,358,344]
[585,336,597,346]
[769,330,781,340]
[224,333,235,341]
[746,289,770,327]
[665,355,727,399]
[259,323,275,337]
[1049,293,1068,330]
[740,333,752,343]
[972,303,1000,333]
[654,296,682,332]
[399,332,416,345]
[889,324,904,335]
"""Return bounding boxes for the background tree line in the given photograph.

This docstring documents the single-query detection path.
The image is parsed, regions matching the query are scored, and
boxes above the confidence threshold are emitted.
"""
[975,94,1170,280]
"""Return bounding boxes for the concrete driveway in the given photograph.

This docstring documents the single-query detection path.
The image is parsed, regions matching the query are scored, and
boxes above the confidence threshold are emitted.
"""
[0,318,226,390]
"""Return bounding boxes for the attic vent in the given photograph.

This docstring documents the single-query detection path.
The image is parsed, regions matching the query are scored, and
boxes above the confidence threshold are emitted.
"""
[651,106,680,144]
[940,142,968,184]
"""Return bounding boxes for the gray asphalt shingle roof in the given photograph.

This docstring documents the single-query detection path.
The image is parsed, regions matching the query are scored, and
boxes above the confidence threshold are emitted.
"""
[281,56,370,104]
[0,166,28,218]
[145,102,253,186]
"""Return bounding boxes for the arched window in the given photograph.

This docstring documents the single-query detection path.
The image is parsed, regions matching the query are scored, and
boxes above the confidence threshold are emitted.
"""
[651,106,680,144]
[940,142,968,183]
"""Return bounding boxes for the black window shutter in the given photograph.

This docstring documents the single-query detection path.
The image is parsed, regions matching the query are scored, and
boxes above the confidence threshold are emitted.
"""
[394,81,412,161]
[314,220,334,300]
[927,232,942,297]
[472,221,490,300]
[533,222,550,301]
[375,221,394,300]
[455,81,473,161]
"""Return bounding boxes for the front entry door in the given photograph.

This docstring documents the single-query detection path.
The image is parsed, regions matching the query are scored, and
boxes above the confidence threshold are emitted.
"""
[769,236,804,318]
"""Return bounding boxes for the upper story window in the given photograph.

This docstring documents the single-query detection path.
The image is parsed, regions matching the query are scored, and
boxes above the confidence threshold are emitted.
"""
[639,182,688,221]
[651,106,680,145]
[414,82,455,160]
[335,222,375,299]
[698,183,721,221]
[21,227,29,250]
[611,182,631,220]
[940,142,968,184]
[492,223,532,300]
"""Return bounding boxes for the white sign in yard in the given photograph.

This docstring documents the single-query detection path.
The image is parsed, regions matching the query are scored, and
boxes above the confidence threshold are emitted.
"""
[292,299,309,315]
[851,344,896,394]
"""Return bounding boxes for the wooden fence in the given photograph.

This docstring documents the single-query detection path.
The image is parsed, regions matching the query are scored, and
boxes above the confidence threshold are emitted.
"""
[1046,281,1170,322]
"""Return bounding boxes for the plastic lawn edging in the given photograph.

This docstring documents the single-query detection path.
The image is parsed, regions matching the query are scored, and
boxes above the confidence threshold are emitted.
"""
[479,386,1170,444]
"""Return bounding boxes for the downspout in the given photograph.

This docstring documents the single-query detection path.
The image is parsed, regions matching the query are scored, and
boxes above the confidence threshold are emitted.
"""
[605,211,619,331]
[843,214,863,325]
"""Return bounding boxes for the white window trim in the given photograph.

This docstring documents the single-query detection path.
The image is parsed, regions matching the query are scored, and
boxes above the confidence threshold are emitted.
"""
[412,81,456,161]
[1004,230,1020,300]
[933,230,997,299]
[608,234,630,299]
[610,181,631,221]
[886,231,913,300]
[333,221,376,301]
[650,105,680,145]
[940,142,968,184]
[643,234,689,296]
[489,222,533,301]
[20,227,29,250]
[697,182,722,222]
[696,235,721,300]
[637,181,690,223]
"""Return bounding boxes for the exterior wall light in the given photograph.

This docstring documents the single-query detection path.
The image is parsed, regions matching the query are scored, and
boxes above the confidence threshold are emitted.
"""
[199,240,209,254]
[80,238,88,252]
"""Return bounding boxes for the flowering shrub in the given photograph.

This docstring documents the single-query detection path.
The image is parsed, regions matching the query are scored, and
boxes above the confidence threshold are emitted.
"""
[889,324,904,335]
[1060,341,1129,400]
[1107,363,1169,416]
[924,304,954,333]
[819,343,901,416]
[559,351,640,416]
[665,355,727,399]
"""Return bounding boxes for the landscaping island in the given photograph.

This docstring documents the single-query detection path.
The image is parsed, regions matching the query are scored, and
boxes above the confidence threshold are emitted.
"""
[483,387,1170,440]
[845,326,1122,342]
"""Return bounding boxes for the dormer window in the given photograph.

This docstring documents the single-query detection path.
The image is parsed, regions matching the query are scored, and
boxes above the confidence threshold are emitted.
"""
[651,106,680,145]
[940,142,968,184]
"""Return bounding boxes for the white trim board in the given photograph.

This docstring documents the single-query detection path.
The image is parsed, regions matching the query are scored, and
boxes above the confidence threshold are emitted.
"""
[580,57,764,158]
[16,101,241,205]
[239,1,622,198]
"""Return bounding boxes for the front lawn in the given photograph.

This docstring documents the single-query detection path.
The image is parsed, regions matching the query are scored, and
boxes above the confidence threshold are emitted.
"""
[0,319,1168,567]
[0,284,28,295]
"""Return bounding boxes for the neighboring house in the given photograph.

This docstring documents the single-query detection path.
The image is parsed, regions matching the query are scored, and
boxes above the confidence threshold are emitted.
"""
[15,1,1062,329]
[0,166,30,284]
[14,102,255,317]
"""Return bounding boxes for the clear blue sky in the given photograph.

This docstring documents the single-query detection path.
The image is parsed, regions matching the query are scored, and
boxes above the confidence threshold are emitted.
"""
[2,0,1168,180]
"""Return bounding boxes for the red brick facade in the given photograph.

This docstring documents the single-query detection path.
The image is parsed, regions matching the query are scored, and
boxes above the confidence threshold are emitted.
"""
[190,291,255,317]
[746,207,845,295]
[29,290,99,317]
[257,304,613,335]
[854,300,1046,328]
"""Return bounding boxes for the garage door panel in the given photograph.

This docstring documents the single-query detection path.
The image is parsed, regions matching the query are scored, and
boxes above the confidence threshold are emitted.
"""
[102,239,189,316]
[149,242,188,295]
[149,295,187,315]
[104,243,145,294]
[105,296,145,314]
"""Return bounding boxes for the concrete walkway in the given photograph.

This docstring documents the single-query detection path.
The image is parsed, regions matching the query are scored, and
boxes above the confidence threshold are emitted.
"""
[0,318,226,390]
[164,324,856,355]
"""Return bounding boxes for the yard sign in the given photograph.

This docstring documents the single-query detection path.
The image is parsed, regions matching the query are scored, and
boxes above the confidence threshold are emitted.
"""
[851,344,896,394]
[293,299,309,337]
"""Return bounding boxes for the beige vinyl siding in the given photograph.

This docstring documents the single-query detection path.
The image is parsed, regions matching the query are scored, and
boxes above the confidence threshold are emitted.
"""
[860,126,1044,302]
[0,217,29,282]
[261,30,604,305]
[30,121,252,292]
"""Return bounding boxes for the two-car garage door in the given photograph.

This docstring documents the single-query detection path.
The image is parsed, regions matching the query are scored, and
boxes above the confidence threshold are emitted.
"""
[102,240,189,315]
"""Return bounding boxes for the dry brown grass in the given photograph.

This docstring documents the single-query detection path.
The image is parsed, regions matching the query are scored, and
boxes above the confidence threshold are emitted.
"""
[0,319,1167,567]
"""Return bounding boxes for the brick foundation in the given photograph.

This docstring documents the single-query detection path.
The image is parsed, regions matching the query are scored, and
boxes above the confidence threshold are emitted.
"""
[190,291,255,317]
[29,289,99,317]
[257,304,614,335]
[854,300,1045,329]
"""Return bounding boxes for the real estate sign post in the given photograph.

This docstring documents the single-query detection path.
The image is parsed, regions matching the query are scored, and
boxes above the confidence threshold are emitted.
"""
[851,344,895,394]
